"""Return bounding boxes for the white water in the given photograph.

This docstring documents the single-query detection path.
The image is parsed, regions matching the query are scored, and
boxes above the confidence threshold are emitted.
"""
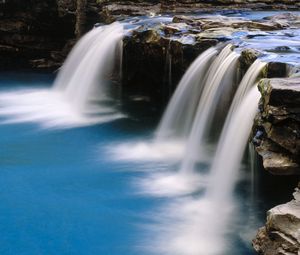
[109,47,219,166]
[54,22,124,113]
[0,23,124,128]
[207,87,260,202]
[156,47,218,140]
[180,45,240,172]
[142,87,261,255]
[228,59,266,115]
[102,43,265,254]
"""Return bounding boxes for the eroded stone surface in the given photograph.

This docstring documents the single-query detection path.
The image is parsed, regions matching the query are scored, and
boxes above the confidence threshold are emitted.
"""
[253,184,300,255]
[254,78,300,175]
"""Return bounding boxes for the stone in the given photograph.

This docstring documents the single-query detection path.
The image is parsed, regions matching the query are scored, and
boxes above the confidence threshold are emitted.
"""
[122,24,218,104]
[256,139,300,175]
[253,77,300,175]
[240,48,263,72]
[253,185,300,255]
[0,0,76,69]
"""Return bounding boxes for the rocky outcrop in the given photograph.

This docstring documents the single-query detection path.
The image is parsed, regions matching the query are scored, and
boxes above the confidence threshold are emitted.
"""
[122,13,300,103]
[97,0,300,23]
[1,0,299,70]
[253,77,300,175]
[253,183,300,255]
[122,26,218,103]
[0,0,78,69]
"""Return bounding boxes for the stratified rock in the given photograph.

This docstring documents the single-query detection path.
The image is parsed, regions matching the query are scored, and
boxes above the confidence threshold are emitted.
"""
[0,0,76,69]
[122,25,218,103]
[253,184,300,255]
[253,78,300,175]
[96,0,300,24]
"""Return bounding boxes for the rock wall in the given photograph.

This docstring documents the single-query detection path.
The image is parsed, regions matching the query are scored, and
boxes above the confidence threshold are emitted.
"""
[0,0,77,69]
[253,77,300,175]
[122,27,218,103]
[1,0,299,69]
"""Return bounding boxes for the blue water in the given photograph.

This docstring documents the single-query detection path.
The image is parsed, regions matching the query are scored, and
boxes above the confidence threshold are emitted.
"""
[0,72,295,255]
[0,73,163,255]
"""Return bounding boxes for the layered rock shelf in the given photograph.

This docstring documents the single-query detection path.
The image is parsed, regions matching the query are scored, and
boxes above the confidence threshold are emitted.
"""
[253,183,300,255]
[1,3,300,254]
[1,0,300,69]
[97,0,300,23]
[254,78,300,175]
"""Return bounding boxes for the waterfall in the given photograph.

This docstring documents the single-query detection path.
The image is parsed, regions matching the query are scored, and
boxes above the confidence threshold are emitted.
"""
[0,22,124,128]
[54,22,124,113]
[207,87,260,202]
[180,45,240,173]
[227,59,266,116]
[155,47,218,140]
[203,60,265,203]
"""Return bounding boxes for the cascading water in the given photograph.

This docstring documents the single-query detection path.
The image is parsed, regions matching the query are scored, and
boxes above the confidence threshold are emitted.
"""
[0,23,124,128]
[54,22,124,113]
[144,87,261,255]
[205,62,264,203]
[204,86,261,224]
[180,45,240,172]
[156,47,218,140]
[228,59,266,116]
[110,47,219,163]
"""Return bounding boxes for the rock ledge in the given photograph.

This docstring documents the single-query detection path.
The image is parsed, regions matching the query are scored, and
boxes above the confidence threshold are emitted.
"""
[253,184,300,255]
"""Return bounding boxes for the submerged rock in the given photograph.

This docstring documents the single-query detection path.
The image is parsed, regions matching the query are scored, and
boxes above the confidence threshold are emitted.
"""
[254,77,300,175]
[253,184,300,255]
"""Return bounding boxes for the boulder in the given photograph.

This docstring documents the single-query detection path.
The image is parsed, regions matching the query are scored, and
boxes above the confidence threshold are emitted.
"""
[253,184,300,255]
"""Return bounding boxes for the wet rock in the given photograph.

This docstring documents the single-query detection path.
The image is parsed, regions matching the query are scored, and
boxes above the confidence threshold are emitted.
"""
[266,62,288,78]
[240,48,262,71]
[122,25,218,103]
[96,1,300,24]
[256,139,300,175]
[254,78,300,175]
[253,184,300,255]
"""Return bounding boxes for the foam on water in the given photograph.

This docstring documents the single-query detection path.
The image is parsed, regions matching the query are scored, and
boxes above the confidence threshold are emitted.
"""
[0,88,123,128]
[108,140,185,162]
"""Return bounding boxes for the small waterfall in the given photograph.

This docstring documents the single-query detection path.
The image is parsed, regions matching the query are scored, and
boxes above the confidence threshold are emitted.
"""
[54,22,124,113]
[180,45,240,172]
[156,47,218,140]
[0,22,124,128]
[227,59,266,116]
[207,87,260,202]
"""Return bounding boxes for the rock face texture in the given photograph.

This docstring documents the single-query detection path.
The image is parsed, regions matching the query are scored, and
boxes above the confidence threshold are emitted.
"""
[253,184,300,255]
[253,78,300,175]
[1,0,299,69]
[0,0,77,69]
[122,13,300,103]
[97,0,300,23]
[122,26,218,102]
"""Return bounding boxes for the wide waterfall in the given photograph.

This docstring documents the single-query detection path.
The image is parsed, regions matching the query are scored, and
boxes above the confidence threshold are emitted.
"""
[0,23,124,128]
[156,47,218,140]
[2,7,300,255]
[180,44,240,172]
[140,87,262,255]
[207,87,261,202]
